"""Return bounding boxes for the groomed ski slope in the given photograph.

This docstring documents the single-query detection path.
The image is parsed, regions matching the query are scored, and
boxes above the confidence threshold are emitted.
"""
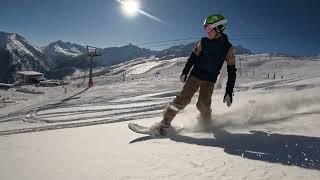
[0,54,320,180]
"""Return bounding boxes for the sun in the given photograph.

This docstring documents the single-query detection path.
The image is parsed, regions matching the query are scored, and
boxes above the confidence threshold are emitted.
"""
[116,0,166,23]
[121,0,140,16]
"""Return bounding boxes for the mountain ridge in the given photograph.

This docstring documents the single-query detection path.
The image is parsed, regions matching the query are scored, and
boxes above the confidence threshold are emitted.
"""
[0,31,253,82]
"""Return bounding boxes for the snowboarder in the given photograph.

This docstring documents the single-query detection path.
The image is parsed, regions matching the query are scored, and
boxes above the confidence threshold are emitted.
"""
[149,14,237,135]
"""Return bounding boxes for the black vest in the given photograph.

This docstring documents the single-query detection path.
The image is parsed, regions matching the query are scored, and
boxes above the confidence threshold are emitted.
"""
[191,33,232,82]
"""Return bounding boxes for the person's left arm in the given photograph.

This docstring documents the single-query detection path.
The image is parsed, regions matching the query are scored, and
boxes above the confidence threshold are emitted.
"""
[223,46,237,107]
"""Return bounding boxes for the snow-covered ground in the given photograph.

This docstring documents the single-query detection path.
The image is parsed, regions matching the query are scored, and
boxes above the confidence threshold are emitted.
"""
[0,54,320,180]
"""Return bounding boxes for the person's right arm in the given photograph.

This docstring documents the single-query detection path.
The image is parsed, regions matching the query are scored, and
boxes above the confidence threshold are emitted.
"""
[180,39,202,82]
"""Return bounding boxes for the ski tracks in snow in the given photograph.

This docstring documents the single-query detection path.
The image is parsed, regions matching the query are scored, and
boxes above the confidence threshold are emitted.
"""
[0,89,177,135]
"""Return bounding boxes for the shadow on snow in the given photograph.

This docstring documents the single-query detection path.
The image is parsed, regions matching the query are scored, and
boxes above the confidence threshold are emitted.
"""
[130,128,320,170]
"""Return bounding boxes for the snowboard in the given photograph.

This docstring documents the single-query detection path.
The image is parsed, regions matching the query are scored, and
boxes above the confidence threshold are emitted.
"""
[128,123,183,136]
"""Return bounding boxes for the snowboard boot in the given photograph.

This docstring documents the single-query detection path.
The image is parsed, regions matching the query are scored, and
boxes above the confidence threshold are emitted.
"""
[149,118,171,136]
[196,113,213,131]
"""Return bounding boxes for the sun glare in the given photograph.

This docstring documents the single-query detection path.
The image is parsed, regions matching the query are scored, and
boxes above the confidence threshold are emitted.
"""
[116,0,167,23]
[122,0,140,16]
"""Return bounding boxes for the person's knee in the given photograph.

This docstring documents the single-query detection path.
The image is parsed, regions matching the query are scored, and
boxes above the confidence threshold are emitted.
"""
[173,96,192,110]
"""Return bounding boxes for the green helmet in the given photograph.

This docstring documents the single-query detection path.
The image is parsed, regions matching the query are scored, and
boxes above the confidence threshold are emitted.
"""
[203,14,228,32]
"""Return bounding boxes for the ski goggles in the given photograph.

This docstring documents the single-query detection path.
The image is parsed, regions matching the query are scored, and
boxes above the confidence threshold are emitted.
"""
[204,19,228,33]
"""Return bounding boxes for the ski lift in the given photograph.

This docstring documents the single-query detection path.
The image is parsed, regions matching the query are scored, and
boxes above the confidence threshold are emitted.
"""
[86,46,102,88]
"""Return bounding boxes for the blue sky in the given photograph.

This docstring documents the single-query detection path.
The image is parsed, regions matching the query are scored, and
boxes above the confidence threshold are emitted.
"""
[1,0,319,55]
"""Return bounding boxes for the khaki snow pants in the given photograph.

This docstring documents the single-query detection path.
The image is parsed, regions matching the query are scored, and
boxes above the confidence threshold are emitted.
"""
[163,75,215,122]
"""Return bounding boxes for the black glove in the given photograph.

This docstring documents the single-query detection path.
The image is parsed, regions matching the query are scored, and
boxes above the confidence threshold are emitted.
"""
[180,73,187,83]
[223,92,233,107]
[224,65,237,107]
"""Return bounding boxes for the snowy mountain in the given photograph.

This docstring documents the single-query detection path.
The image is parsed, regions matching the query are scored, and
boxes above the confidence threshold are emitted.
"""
[43,42,155,66]
[0,31,54,83]
[43,43,156,79]
[155,42,252,60]
[40,38,252,79]
[98,43,156,66]
[155,43,197,60]
[234,44,253,54]
[42,40,87,61]
[0,31,253,82]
